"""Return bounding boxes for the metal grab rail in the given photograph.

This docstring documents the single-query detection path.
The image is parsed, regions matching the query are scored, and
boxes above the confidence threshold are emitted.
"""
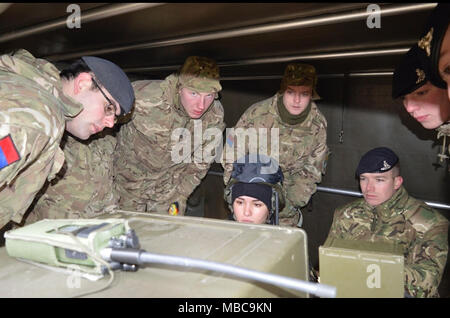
[207,171,450,211]
[0,3,165,44]
[123,49,407,73]
[316,186,450,211]
[44,3,436,61]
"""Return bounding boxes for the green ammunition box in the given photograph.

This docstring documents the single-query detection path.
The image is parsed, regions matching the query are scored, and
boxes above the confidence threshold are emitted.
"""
[319,237,404,298]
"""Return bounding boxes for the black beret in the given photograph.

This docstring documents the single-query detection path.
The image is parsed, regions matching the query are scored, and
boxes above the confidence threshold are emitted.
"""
[356,147,399,177]
[417,3,450,88]
[81,56,135,115]
[392,45,431,99]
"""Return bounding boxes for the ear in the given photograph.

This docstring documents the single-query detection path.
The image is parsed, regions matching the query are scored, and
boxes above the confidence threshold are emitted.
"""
[73,72,93,95]
[393,175,403,190]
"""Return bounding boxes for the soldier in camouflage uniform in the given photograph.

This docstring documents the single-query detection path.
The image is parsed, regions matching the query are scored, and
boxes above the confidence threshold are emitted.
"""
[414,4,450,166]
[113,56,225,215]
[222,63,328,227]
[427,4,450,166]
[393,45,450,167]
[0,49,134,230]
[25,130,118,223]
[417,3,450,97]
[326,147,448,297]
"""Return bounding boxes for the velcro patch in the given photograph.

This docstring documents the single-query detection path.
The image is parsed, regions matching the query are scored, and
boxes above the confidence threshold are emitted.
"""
[0,134,21,170]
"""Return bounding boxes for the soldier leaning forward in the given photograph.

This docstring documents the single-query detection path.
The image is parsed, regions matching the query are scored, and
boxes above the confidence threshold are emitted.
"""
[415,3,450,166]
[114,56,225,215]
[0,49,133,229]
[26,131,118,222]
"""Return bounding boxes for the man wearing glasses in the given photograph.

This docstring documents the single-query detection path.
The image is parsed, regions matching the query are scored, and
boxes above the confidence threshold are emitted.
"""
[0,49,134,231]
[28,56,224,222]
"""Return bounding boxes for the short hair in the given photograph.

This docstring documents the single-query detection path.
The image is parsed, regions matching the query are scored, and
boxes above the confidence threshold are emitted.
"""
[391,163,401,178]
[59,59,97,90]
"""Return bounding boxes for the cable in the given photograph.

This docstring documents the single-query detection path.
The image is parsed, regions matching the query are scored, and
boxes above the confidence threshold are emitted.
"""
[65,231,115,298]
[101,248,336,298]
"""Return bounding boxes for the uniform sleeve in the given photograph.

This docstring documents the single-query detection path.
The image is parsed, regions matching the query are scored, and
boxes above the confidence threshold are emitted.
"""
[284,124,328,208]
[404,220,449,297]
[221,109,252,186]
[29,133,117,222]
[168,163,208,215]
[325,206,346,241]
[0,125,53,228]
[171,119,226,215]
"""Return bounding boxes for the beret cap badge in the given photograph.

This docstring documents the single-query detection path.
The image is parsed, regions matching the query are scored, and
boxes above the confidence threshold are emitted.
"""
[415,68,426,84]
[380,160,391,171]
[418,27,433,57]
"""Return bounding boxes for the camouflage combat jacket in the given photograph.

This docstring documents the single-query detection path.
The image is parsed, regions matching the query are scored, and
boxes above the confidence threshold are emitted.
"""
[113,75,225,215]
[327,186,449,297]
[0,50,82,229]
[222,93,328,223]
[26,131,118,223]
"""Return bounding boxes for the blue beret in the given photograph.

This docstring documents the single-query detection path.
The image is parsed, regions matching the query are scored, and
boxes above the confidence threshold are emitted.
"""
[392,45,432,99]
[417,3,450,89]
[81,56,135,115]
[356,147,399,177]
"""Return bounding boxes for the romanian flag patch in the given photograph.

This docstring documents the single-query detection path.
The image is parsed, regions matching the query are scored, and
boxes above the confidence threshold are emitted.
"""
[0,135,20,170]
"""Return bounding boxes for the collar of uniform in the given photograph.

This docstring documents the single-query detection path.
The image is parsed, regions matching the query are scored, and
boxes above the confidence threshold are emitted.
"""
[276,94,311,125]
[372,185,409,218]
[175,93,189,117]
[58,82,84,119]
[436,122,450,137]
[2,49,83,118]
[436,122,450,166]
[161,73,189,118]
[169,73,217,120]
[174,92,218,121]
[270,93,314,128]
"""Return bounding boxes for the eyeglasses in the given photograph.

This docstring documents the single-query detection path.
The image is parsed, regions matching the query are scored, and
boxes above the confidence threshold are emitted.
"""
[91,78,118,118]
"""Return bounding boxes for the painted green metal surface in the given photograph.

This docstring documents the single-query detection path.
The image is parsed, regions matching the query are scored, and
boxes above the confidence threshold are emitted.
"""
[0,210,309,298]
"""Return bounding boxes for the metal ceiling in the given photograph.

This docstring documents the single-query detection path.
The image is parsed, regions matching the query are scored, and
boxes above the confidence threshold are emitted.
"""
[0,3,437,78]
